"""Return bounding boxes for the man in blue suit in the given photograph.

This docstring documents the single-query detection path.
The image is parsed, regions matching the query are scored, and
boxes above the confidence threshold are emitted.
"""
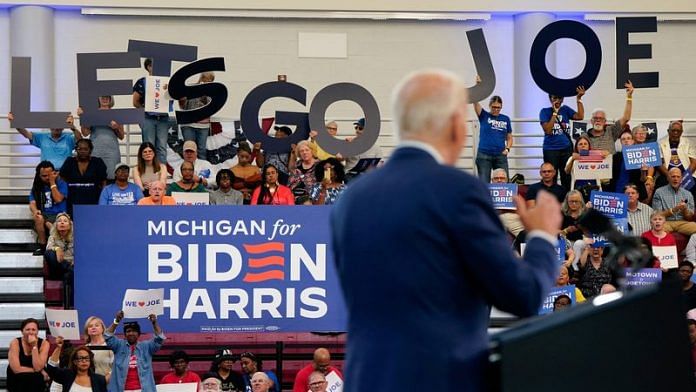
[331,69,562,391]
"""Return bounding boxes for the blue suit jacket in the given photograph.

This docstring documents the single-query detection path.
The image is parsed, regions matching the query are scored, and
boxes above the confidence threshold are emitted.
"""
[331,147,558,391]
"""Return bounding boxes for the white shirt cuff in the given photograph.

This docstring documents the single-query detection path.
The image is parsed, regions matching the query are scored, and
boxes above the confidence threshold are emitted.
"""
[526,230,558,247]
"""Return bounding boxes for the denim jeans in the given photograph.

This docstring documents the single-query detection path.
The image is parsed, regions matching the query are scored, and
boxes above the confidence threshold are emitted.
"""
[543,148,572,191]
[141,114,170,165]
[45,250,74,309]
[181,125,210,160]
[475,151,509,183]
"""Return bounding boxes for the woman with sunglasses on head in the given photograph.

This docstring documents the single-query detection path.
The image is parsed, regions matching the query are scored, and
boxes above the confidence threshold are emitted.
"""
[46,338,107,392]
[472,76,513,183]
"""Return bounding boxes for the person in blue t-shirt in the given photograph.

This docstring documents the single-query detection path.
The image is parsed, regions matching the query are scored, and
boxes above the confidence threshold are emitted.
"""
[99,163,144,206]
[472,77,513,183]
[9,111,83,170]
[539,87,586,191]
[28,161,69,255]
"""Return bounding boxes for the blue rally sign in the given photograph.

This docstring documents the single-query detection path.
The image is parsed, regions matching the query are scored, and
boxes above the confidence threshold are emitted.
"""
[622,142,661,170]
[590,191,628,219]
[74,206,347,332]
[488,183,517,210]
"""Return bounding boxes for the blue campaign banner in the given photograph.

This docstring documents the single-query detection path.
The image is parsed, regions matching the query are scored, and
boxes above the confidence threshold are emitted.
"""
[625,268,662,287]
[591,218,629,248]
[74,206,347,333]
[539,285,576,315]
[590,191,628,219]
[622,142,661,170]
[556,237,566,264]
[488,183,517,210]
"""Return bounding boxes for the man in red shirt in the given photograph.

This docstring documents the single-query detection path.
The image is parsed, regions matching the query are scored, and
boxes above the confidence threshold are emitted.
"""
[160,350,201,390]
[292,348,342,392]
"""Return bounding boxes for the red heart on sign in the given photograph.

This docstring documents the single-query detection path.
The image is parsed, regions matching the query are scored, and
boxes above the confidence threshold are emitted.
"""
[155,92,160,98]
[590,165,596,169]
[55,321,61,327]
[138,301,146,307]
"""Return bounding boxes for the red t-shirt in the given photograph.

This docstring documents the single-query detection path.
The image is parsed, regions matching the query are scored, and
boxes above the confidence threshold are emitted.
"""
[160,371,201,391]
[124,345,141,390]
[293,365,343,392]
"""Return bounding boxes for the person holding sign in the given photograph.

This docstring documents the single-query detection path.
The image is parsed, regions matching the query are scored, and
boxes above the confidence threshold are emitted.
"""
[6,318,50,392]
[632,125,657,195]
[105,311,165,392]
[178,72,215,160]
[310,158,347,205]
[133,58,170,165]
[609,130,650,202]
[8,111,83,170]
[586,80,634,154]
[652,167,696,235]
[472,76,513,183]
[539,87,586,190]
[557,266,585,303]
[656,120,696,191]
[46,339,108,392]
[77,97,124,181]
[564,135,607,198]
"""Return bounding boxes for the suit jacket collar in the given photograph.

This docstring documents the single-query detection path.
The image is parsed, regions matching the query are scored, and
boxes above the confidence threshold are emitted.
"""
[394,141,444,164]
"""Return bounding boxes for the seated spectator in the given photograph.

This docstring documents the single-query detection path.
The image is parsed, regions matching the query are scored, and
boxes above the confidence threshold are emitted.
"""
[310,158,346,205]
[552,294,572,312]
[288,140,318,203]
[251,164,294,205]
[556,265,586,303]
[201,374,223,391]
[343,118,383,173]
[577,246,617,299]
[608,130,650,202]
[657,120,693,190]
[168,161,209,195]
[490,168,524,238]
[680,261,696,313]
[209,349,244,392]
[133,142,167,196]
[688,319,696,369]
[525,162,566,207]
[83,316,113,382]
[44,212,75,308]
[138,181,176,206]
[105,311,164,392]
[561,190,586,242]
[641,211,677,247]
[564,135,606,198]
[308,371,329,392]
[652,167,696,235]
[59,138,107,216]
[209,169,244,205]
[251,372,272,392]
[293,348,343,392]
[173,141,216,189]
[256,125,293,185]
[30,161,68,255]
[160,350,201,387]
[98,163,144,206]
[240,352,279,392]
[9,111,82,170]
[231,143,262,204]
[45,338,107,392]
[625,183,654,236]
[6,318,50,392]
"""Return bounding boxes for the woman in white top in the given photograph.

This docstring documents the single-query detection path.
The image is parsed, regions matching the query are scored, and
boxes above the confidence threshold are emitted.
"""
[83,316,113,383]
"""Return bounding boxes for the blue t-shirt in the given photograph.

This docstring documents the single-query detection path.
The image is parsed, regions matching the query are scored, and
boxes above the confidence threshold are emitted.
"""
[28,179,69,215]
[539,105,576,150]
[98,182,144,206]
[477,109,512,155]
[31,132,75,170]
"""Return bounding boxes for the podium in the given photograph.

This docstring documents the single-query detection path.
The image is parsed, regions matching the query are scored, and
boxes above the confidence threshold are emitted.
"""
[489,280,695,391]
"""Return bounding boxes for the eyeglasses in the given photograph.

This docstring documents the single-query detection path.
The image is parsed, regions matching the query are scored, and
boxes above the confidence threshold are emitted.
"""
[326,127,338,131]
[75,356,90,362]
[490,106,502,110]
[540,170,554,173]
[568,200,582,204]
[354,126,364,130]
[309,381,327,386]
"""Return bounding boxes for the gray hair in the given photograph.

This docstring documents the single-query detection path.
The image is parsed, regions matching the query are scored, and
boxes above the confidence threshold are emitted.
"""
[591,108,606,118]
[491,168,507,180]
[391,69,467,141]
[561,190,585,215]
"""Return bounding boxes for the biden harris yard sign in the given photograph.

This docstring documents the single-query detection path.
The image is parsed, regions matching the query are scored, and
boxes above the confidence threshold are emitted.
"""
[74,206,347,332]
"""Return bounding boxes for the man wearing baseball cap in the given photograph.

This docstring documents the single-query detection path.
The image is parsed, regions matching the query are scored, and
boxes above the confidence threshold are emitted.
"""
[98,163,144,205]
[173,140,217,189]
[256,125,293,185]
[343,117,382,172]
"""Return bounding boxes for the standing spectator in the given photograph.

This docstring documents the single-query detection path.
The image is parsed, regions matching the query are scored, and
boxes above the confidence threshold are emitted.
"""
[240,352,279,392]
[209,169,244,205]
[539,87,585,190]
[641,211,676,247]
[138,181,176,205]
[625,183,654,236]
[343,118,382,173]
[657,120,696,189]
[59,138,107,216]
[288,140,318,203]
[564,135,606,196]
[167,161,208,195]
[105,311,165,392]
[98,163,144,206]
[292,348,342,392]
[525,162,567,207]
[173,141,216,189]
[585,81,634,154]
[472,78,513,183]
[652,167,696,235]
[44,212,75,308]
[680,262,696,313]
[84,316,114,382]
[309,121,343,161]
[310,158,347,205]
[178,72,214,159]
[133,142,168,196]
[256,126,293,185]
[209,349,244,392]
[577,246,616,299]
[160,350,201,388]
[30,161,68,255]
[6,318,50,392]
[78,96,124,180]
[308,371,329,392]
[231,143,262,204]
[9,111,82,170]
[45,339,108,392]
[632,124,656,195]
[608,130,649,202]
[251,164,294,205]
[133,58,169,165]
